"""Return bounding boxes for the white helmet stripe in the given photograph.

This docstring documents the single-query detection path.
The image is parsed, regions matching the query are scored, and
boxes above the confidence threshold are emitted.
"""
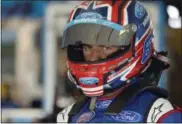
[123,1,132,25]
[67,70,77,85]
[80,85,103,92]
[83,90,103,95]
[120,58,139,81]
[107,58,139,82]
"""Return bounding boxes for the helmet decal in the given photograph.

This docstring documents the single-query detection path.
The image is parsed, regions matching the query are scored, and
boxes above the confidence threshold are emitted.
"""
[141,32,153,64]
[135,20,151,46]
[120,58,140,81]
[75,12,103,20]
[79,77,99,85]
[134,2,146,19]
[69,1,112,22]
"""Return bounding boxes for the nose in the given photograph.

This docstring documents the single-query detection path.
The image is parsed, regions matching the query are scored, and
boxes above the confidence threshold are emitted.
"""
[88,48,101,61]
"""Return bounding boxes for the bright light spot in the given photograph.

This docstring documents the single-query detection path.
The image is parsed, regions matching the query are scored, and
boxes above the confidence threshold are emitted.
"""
[168,17,182,29]
[167,5,180,19]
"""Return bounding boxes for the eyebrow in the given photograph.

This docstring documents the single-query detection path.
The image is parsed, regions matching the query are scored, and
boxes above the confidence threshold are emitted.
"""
[83,44,93,48]
[83,44,120,48]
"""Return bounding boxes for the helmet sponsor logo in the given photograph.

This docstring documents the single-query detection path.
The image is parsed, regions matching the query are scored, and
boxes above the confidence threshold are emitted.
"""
[76,12,103,19]
[76,111,95,123]
[141,35,152,64]
[111,110,141,122]
[142,15,150,27]
[79,77,99,85]
[135,2,146,19]
[74,18,97,24]
[74,12,102,24]
[95,100,112,109]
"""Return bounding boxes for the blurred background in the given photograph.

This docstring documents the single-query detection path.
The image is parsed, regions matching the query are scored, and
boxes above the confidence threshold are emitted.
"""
[1,0,182,123]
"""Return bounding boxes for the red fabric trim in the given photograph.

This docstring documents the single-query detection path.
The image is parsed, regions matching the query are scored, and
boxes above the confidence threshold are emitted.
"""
[174,105,182,112]
[157,109,181,123]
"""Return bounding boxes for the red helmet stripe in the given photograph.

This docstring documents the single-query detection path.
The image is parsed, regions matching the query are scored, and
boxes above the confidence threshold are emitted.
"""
[111,1,122,23]
[68,9,74,22]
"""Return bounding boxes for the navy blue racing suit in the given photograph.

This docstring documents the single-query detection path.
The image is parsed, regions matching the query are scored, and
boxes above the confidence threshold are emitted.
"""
[57,81,182,123]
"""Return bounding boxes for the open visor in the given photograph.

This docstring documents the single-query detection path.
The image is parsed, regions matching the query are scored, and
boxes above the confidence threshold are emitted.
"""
[61,19,137,48]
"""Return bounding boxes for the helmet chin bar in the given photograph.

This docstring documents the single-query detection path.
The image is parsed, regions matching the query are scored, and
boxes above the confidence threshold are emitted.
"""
[67,49,135,97]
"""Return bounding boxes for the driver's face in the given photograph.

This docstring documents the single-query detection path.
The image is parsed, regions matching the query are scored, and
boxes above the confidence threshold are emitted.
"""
[83,44,120,61]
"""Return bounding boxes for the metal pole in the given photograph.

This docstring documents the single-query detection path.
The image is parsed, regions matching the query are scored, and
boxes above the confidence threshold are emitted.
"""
[43,4,57,115]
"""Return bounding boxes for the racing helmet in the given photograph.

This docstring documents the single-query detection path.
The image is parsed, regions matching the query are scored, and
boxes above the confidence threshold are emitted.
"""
[61,0,155,97]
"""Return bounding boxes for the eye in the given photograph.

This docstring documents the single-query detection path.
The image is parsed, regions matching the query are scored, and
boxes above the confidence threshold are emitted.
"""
[120,46,129,51]
[83,45,92,52]
[103,46,112,50]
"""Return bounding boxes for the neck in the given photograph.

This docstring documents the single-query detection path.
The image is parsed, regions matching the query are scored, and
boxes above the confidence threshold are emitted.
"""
[98,84,130,100]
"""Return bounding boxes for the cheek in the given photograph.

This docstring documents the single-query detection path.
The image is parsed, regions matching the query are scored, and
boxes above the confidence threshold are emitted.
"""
[83,51,92,60]
[83,50,89,56]
[100,53,107,59]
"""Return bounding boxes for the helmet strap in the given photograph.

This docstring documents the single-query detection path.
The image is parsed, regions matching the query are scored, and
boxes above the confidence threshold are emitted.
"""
[89,97,97,111]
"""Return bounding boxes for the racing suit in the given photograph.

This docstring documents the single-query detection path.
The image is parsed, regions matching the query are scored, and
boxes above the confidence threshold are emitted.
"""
[57,79,182,123]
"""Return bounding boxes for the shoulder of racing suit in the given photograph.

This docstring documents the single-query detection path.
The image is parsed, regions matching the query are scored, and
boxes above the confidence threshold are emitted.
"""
[146,97,182,123]
[57,103,74,123]
[57,86,182,123]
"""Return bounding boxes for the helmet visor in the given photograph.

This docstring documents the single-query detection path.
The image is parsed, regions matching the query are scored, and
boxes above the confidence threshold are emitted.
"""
[61,19,137,48]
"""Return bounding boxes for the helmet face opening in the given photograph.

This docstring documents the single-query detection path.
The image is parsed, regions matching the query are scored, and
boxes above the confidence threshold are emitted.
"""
[67,44,131,64]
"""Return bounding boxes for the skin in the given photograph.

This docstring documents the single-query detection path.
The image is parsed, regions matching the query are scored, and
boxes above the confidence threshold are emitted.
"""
[82,44,129,97]
[82,44,125,61]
